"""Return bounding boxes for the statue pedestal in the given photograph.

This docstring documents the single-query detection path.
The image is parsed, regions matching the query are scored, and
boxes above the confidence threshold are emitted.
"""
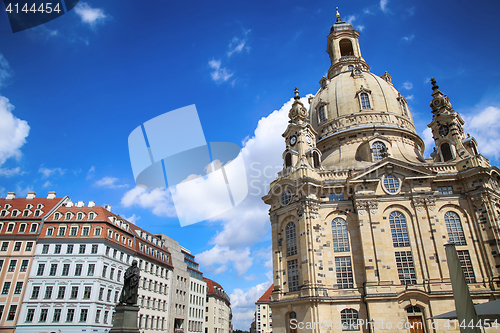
[109,304,140,333]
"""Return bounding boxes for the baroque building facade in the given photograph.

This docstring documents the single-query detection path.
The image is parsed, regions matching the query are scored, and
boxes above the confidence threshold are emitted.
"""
[262,11,500,333]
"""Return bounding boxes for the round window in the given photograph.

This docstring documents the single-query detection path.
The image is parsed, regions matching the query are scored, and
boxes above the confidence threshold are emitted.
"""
[383,175,400,194]
[281,189,293,206]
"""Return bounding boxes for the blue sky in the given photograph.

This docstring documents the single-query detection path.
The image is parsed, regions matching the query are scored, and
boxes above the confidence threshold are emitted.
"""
[1,0,500,329]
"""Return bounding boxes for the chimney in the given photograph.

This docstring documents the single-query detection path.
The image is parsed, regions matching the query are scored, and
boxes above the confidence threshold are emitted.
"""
[65,201,74,208]
[6,192,16,200]
[104,204,111,211]
[76,201,84,208]
[47,192,56,200]
[88,201,95,208]
[26,192,36,200]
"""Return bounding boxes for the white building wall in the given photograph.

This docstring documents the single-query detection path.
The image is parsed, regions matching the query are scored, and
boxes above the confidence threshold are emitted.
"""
[256,303,272,333]
[16,242,131,333]
[187,277,206,333]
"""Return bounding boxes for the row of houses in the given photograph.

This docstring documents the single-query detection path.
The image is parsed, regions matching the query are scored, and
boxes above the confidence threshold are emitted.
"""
[0,192,232,333]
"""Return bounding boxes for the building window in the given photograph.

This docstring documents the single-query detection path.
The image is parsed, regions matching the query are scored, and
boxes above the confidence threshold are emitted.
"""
[37,264,45,276]
[67,244,74,254]
[2,282,11,294]
[103,265,108,278]
[65,213,72,220]
[53,309,61,322]
[104,311,109,324]
[395,251,417,285]
[70,226,78,236]
[79,244,86,254]
[438,186,453,195]
[8,259,16,272]
[71,286,78,299]
[99,287,104,301]
[49,263,57,276]
[406,306,422,314]
[332,218,350,252]
[25,242,33,251]
[335,256,354,289]
[340,309,359,331]
[94,227,101,236]
[0,242,7,251]
[286,222,297,256]
[96,310,101,323]
[287,259,299,292]
[54,244,61,254]
[445,211,466,245]
[329,192,344,201]
[383,174,400,194]
[107,289,112,302]
[281,189,292,206]
[389,211,410,247]
[7,305,17,321]
[20,260,28,272]
[54,212,61,220]
[13,242,21,251]
[318,105,326,123]
[106,246,110,256]
[75,264,83,276]
[26,309,35,322]
[14,282,23,294]
[89,212,95,220]
[34,210,41,216]
[441,142,453,162]
[66,309,75,322]
[44,286,53,299]
[360,93,370,109]
[7,223,15,232]
[84,286,92,299]
[457,250,476,283]
[42,244,49,254]
[19,224,26,232]
[31,286,40,298]
[39,308,48,322]
[371,141,386,161]
[58,227,66,236]
[110,268,115,280]
[88,264,95,276]
[62,264,70,276]
[77,212,83,220]
[57,286,66,299]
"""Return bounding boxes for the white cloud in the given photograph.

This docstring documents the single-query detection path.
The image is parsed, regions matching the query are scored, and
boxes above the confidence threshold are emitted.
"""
[196,245,252,276]
[227,30,250,57]
[38,166,66,178]
[356,25,365,32]
[380,0,389,12]
[209,59,234,84]
[346,15,356,24]
[402,34,415,43]
[463,106,500,160]
[402,82,413,90]
[124,214,140,224]
[94,176,129,189]
[0,96,29,167]
[0,167,23,177]
[121,186,177,217]
[407,6,416,16]
[230,281,272,330]
[42,181,53,188]
[0,54,12,88]
[422,127,435,157]
[405,95,414,101]
[86,166,95,180]
[74,2,107,26]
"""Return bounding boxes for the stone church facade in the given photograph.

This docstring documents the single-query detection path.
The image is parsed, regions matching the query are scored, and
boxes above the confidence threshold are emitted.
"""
[262,11,500,333]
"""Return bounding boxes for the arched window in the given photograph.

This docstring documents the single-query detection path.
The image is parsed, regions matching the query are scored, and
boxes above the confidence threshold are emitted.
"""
[339,39,353,57]
[383,174,400,193]
[288,312,297,333]
[285,153,292,168]
[406,306,422,314]
[371,141,386,161]
[360,93,370,109]
[332,218,350,252]
[389,211,410,247]
[340,309,359,331]
[444,211,466,245]
[441,142,453,162]
[65,212,71,220]
[286,222,297,256]
[313,152,320,168]
[318,105,326,123]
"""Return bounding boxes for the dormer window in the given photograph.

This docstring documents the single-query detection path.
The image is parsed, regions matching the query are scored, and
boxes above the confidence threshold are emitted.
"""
[34,210,41,217]
[360,93,370,109]
[30,224,38,232]
[372,141,387,161]
[7,223,15,232]
[37,204,43,209]
[0,210,6,217]
[12,210,18,217]
[19,224,26,233]
[77,212,83,220]
[318,105,326,123]
[54,212,61,220]
[23,210,29,216]
[88,212,95,220]
[65,212,71,220]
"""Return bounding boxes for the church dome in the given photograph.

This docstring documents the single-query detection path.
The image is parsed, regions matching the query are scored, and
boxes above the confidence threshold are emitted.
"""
[309,69,416,140]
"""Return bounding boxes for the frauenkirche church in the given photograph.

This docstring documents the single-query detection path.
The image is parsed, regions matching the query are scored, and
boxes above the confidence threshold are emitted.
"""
[262,10,500,333]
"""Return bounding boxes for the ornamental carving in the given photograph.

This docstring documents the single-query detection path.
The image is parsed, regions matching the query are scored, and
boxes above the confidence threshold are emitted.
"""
[412,196,436,211]
[355,200,378,215]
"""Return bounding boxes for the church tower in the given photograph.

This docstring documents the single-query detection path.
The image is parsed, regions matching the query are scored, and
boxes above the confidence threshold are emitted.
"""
[263,9,500,333]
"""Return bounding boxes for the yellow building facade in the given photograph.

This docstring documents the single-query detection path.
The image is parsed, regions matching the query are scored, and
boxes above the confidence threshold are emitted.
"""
[262,11,500,333]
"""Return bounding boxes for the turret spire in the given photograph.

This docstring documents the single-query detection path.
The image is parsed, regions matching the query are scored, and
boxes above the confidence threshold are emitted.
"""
[336,7,341,22]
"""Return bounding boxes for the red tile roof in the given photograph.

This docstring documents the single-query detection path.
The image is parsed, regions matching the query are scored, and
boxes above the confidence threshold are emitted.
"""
[203,277,230,304]
[0,198,63,220]
[256,284,273,303]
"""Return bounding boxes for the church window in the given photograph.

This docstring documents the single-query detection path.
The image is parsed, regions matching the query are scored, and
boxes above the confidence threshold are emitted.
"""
[383,175,400,193]
[335,257,353,289]
[438,186,453,195]
[389,211,410,247]
[340,309,359,331]
[440,142,453,162]
[287,259,299,292]
[395,251,416,285]
[285,153,292,168]
[445,212,466,245]
[406,306,422,314]
[281,189,292,206]
[339,39,354,57]
[371,141,386,161]
[286,222,297,256]
[360,93,370,109]
[318,105,326,123]
[332,218,350,252]
[313,152,320,168]
[329,193,344,201]
[457,250,476,283]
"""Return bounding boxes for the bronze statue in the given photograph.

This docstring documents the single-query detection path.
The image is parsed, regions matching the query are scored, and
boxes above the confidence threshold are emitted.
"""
[119,260,140,305]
